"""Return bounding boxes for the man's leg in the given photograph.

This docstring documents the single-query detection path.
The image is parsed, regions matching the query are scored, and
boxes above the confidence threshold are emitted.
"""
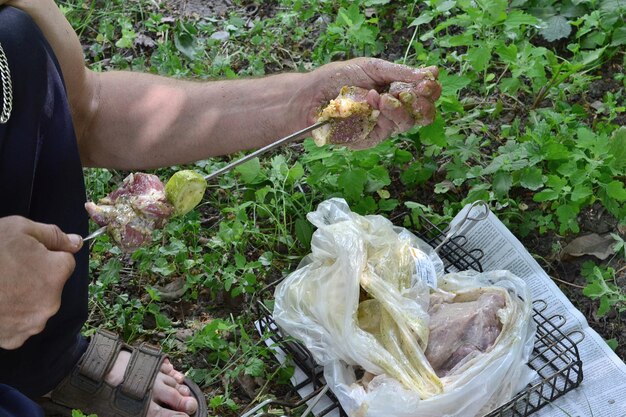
[0,384,44,417]
[0,5,90,396]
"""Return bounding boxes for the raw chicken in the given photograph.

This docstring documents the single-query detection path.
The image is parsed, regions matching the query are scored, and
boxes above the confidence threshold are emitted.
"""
[85,173,174,252]
[312,86,379,146]
[424,290,506,377]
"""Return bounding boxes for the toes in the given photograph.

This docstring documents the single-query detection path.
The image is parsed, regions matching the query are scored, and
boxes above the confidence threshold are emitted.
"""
[148,401,189,417]
[161,359,186,384]
[161,359,174,374]
[153,376,199,415]
[178,384,191,396]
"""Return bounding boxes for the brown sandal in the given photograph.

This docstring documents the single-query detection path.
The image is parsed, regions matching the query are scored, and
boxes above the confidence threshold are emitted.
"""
[39,329,208,417]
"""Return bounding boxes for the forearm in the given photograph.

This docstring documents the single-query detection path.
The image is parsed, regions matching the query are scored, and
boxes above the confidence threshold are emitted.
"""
[80,70,315,169]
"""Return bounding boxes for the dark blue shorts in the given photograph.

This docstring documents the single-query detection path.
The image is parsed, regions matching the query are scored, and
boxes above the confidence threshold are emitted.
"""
[0,384,44,417]
[0,5,89,401]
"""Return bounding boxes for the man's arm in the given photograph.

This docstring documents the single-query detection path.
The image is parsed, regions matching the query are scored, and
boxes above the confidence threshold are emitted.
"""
[6,0,440,170]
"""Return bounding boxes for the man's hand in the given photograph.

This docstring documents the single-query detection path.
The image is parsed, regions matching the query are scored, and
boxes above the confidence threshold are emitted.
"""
[0,216,83,349]
[303,58,442,149]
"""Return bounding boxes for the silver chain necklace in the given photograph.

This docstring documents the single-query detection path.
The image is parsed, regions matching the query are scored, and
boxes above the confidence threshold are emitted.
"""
[0,41,13,124]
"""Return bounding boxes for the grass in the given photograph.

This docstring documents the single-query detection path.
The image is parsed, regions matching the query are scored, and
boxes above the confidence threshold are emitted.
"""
[59,0,626,415]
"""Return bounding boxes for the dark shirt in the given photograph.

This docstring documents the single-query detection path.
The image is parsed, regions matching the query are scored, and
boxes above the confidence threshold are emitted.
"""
[0,6,89,397]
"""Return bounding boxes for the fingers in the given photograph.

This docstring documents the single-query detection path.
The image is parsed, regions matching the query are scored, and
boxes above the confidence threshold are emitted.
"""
[25,219,83,253]
[379,93,415,133]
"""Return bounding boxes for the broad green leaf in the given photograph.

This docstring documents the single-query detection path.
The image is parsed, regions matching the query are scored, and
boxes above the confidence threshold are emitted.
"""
[394,149,413,164]
[466,46,492,71]
[576,126,597,148]
[504,11,539,31]
[597,296,611,317]
[540,15,571,42]
[608,127,626,171]
[601,0,626,13]
[557,161,578,176]
[607,338,619,351]
[409,13,434,28]
[437,0,457,12]
[366,166,391,192]
[495,43,518,64]
[338,168,368,200]
[255,186,271,203]
[287,162,305,184]
[611,27,626,46]
[378,198,398,211]
[353,195,377,214]
[576,46,606,67]
[235,158,261,184]
[401,162,435,185]
[446,33,475,47]
[174,29,199,59]
[546,175,568,189]
[99,258,122,287]
[556,203,580,233]
[571,184,593,202]
[244,357,265,377]
[439,73,471,96]
[604,181,626,202]
[543,142,570,160]
[483,0,507,21]
[419,116,447,147]
[519,167,544,190]
[583,280,607,298]
[499,77,521,94]
[534,189,559,202]
[271,155,289,178]
[493,172,512,197]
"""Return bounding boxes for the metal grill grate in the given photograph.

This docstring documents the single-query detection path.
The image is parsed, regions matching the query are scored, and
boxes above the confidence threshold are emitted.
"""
[252,214,583,417]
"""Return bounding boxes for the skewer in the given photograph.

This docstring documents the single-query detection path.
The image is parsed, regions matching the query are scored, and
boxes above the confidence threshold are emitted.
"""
[203,120,327,181]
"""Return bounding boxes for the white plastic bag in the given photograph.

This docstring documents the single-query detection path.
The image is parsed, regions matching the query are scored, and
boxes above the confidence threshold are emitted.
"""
[273,199,536,417]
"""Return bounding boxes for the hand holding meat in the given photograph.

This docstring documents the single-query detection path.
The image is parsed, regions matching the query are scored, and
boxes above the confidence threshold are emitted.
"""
[0,216,82,349]
[306,58,441,149]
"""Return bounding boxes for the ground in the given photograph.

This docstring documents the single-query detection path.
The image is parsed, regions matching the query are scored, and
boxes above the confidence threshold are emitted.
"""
[80,0,625,415]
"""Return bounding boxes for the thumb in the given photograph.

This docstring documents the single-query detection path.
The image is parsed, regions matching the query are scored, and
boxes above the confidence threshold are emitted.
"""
[27,221,83,253]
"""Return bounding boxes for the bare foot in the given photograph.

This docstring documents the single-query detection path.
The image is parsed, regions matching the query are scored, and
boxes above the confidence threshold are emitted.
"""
[105,350,199,417]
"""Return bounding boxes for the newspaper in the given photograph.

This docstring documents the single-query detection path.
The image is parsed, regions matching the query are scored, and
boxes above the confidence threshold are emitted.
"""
[255,204,626,417]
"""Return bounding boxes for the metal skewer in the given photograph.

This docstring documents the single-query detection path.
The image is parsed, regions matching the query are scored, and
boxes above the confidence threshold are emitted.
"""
[84,226,107,242]
[84,122,326,243]
[203,120,328,181]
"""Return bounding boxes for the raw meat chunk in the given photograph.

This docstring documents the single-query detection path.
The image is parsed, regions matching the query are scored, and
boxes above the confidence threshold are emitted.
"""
[312,86,380,146]
[85,173,174,252]
[424,290,506,376]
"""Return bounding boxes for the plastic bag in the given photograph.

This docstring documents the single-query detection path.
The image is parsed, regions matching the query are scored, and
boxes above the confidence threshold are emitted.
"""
[273,199,536,417]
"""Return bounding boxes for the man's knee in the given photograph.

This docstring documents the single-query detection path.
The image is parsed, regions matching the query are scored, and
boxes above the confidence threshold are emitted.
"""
[0,384,45,417]
[0,6,49,88]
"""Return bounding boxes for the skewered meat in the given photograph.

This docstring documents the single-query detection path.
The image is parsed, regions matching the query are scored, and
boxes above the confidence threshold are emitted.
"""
[312,86,379,147]
[424,290,506,377]
[85,173,174,252]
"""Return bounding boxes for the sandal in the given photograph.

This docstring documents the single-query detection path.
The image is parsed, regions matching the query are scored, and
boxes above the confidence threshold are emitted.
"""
[39,329,208,417]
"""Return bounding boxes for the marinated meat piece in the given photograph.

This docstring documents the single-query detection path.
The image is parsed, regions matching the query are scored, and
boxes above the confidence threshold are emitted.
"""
[424,290,506,377]
[312,86,380,146]
[85,173,174,252]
